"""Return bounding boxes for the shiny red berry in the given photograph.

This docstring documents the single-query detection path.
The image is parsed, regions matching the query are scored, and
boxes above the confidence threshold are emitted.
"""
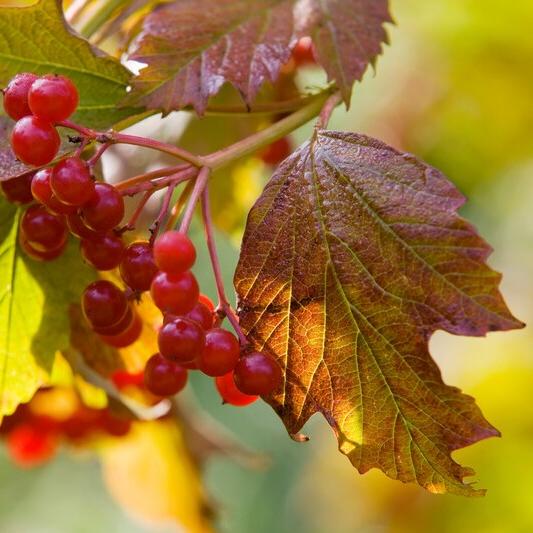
[51,157,94,206]
[198,294,215,312]
[185,302,214,330]
[28,75,79,122]
[292,37,317,67]
[100,311,142,348]
[153,231,196,274]
[81,182,124,232]
[82,280,128,330]
[66,212,100,239]
[11,116,60,166]
[19,234,66,262]
[31,168,77,215]
[1,173,34,205]
[150,270,199,315]
[233,351,282,396]
[81,233,124,271]
[2,72,38,120]
[197,328,240,377]
[119,241,158,292]
[158,317,205,364]
[144,353,188,397]
[20,205,67,252]
[92,305,133,336]
[215,372,258,407]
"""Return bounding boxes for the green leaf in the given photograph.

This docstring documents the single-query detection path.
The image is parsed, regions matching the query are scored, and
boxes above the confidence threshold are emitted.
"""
[235,130,524,496]
[0,0,139,129]
[0,198,95,416]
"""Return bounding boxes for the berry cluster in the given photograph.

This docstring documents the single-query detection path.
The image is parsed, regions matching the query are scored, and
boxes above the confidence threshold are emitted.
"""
[2,73,282,411]
[1,398,131,468]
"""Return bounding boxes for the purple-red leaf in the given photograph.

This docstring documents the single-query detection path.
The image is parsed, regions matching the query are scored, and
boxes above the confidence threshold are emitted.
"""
[295,0,392,105]
[124,0,392,113]
[235,130,524,496]
[125,0,295,114]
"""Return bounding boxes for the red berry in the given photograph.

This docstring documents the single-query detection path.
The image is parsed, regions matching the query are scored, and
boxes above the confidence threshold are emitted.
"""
[197,328,240,377]
[119,241,158,292]
[158,317,205,364]
[66,212,100,239]
[260,137,292,166]
[11,116,60,166]
[292,37,317,67]
[185,302,214,330]
[6,423,58,468]
[99,410,132,437]
[215,372,258,407]
[2,72,38,120]
[233,351,282,396]
[100,310,142,348]
[31,168,77,215]
[81,233,124,271]
[28,74,79,122]
[111,370,145,390]
[82,280,128,329]
[20,205,67,252]
[198,294,215,312]
[150,270,199,315]
[144,353,188,396]
[81,182,124,232]
[51,157,94,206]
[1,173,34,205]
[19,234,66,261]
[153,231,196,274]
[92,305,133,336]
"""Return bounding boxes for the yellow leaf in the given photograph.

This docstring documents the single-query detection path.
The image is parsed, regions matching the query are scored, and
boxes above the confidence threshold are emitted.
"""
[100,420,213,532]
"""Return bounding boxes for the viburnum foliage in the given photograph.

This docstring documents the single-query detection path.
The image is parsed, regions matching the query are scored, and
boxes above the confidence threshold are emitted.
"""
[0,0,524,524]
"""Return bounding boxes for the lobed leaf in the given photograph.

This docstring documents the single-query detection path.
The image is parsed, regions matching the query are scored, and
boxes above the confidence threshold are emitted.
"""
[125,0,391,113]
[235,130,524,495]
[0,198,95,417]
[0,0,138,129]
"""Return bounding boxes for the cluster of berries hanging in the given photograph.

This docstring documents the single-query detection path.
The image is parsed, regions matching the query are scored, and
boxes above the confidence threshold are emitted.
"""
[1,72,282,408]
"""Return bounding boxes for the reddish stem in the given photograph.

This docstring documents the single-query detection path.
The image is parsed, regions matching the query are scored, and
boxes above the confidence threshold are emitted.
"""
[149,183,177,244]
[119,190,154,233]
[179,167,210,234]
[119,167,197,197]
[88,142,111,168]
[114,164,190,192]
[201,186,249,346]
[165,180,194,231]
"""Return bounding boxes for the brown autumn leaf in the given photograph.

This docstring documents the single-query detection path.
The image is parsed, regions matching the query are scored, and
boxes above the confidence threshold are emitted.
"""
[235,130,524,496]
[125,0,391,113]
[295,0,392,105]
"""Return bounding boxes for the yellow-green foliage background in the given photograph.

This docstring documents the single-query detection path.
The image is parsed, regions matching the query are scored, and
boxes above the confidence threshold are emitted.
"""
[0,1,531,532]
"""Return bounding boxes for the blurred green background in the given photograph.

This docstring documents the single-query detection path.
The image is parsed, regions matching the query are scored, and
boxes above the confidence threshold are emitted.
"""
[1,0,532,531]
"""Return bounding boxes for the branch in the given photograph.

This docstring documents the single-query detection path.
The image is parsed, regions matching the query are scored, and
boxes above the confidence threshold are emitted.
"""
[201,186,249,346]
[179,167,210,234]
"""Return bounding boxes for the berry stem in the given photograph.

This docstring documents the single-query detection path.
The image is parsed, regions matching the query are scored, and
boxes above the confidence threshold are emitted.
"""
[201,186,249,347]
[149,182,177,244]
[118,166,197,197]
[204,88,332,170]
[316,91,343,129]
[179,166,210,234]
[119,190,154,233]
[57,121,203,167]
[165,180,194,231]
[87,141,111,168]
[114,163,190,192]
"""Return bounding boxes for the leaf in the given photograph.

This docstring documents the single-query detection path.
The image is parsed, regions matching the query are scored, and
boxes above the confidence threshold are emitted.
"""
[100,420,214,532]
[125,0,391,113]
[0,198,95,417]
[234,130,524,496]
[0,0,139,129]
[294,0,393,105]
[0,118,29,181]
[125,0,295,114]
